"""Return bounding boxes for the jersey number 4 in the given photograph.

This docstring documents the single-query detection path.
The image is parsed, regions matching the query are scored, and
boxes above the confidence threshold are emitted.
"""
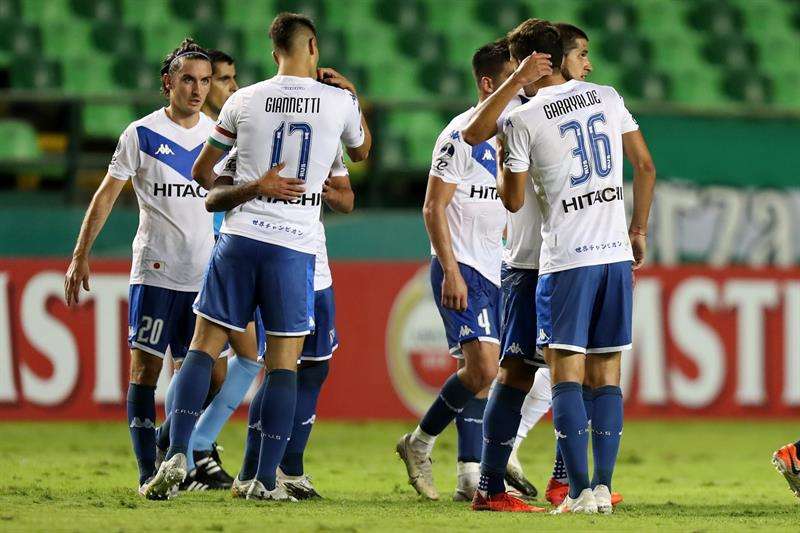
[269,121,313,180]
[559,112,612,187]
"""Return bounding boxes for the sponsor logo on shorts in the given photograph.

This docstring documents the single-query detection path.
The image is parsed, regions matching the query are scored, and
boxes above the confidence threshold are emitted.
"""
[506,342,524,355]
[537,329,551,343]
[459,325,475,338]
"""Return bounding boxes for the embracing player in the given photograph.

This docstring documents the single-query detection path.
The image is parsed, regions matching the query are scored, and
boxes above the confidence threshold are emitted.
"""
[395,39,515,502]
[480,19,655,513]
[64,39,215,497]
[144,12,371,501]
[230,145,355,500]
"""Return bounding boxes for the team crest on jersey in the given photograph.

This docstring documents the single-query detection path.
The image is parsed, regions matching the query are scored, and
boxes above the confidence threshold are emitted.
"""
[155,143,175,156]
[439,142,455,158]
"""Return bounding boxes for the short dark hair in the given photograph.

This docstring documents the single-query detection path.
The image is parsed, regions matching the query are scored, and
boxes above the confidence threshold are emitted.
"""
[507,19,563,68]
[471,38,511,84]
[207,49,235,74]
[555,22,589,54]
[269,12,317,54]
[160,38,210,96]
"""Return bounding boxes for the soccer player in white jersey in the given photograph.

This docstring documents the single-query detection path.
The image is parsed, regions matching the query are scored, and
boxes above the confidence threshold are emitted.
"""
[395,39,517,504]
[495,20,656,514]
[146,13,371,501]
[230,147,355,500]
[160,49,251,492]
[63,39,215,497]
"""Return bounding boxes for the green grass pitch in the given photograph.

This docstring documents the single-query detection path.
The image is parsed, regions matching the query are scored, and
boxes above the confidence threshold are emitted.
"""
[1,419,798,531]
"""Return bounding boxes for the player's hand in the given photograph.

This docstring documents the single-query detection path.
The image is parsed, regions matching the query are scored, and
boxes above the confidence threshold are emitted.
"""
[442,268,468,311]
[317,67,357,95]
[322,177,343,204]
[64,256,90,306]
[511,52,553,86]
[256,162,305,200]
[629,231,647,270]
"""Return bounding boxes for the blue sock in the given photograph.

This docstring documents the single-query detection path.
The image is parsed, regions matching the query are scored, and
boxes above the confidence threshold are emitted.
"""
[166,350,214,459]
[479,383,527,495]
[185,376,229,471]
[193,356,262,453]
[280,361,329,476]
[155,371,179,452]
[552,381,590,499]
[127,383,157,485]
[256,369,297,490]
[239,376,266,481]
[591,385,623,489]
[456,396,486,463]
[419,373,475,437]
[583,385,594,424]
[552,441,567,482]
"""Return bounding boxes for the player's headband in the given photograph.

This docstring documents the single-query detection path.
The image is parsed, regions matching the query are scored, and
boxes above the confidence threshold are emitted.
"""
[164,51,210,73]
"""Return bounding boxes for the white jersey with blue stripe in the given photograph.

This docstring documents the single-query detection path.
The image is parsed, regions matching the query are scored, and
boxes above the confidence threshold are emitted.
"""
[209,75,364,254]
[429,107,505,286]
[504,80,639,274]
[108,108,215,291]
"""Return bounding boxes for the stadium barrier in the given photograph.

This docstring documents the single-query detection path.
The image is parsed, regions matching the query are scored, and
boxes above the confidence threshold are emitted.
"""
[1,259,798,421]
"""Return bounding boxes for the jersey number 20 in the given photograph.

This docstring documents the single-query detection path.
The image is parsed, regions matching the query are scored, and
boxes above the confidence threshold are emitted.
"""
[559,112,612,187]
[269,121,313,180]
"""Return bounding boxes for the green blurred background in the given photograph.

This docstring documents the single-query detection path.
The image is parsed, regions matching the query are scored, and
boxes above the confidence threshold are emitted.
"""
[1,0,798,261]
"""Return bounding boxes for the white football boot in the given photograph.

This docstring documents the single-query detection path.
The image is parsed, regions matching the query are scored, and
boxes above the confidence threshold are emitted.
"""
[453,461,480,501]
[231,476,253,499]
[277,467,322,499]
[396,433,439,500]
[245,479,297,502]
[143,453,187,500]
[593,484,613,514]
[551,487,598,514]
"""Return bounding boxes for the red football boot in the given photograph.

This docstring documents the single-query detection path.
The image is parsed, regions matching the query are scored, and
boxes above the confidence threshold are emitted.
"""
[472,490,547,512]
[546,477,623,507]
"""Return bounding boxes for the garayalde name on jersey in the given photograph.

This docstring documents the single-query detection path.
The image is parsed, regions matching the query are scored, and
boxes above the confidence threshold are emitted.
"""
[543,89,602,120]
[562,185,624,213]
[264,96,321,114]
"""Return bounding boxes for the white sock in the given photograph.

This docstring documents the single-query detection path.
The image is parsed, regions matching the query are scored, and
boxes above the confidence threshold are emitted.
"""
[411,426,436,456]
[456,460,480,488]
[517,368,553,439]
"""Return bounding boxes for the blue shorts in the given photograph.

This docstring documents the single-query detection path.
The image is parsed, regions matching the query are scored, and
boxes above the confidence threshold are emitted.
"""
[430,258,501,358]
[301,286,338,361]
[258,286,338,363]
[194,233,315,336]
[128,284,197,360]
[536,261,633,354]
[500,264,546,367]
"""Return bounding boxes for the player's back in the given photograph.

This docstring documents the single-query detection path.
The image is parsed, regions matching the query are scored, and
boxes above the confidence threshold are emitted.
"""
[215,75,363,254]
[505,79,638,274]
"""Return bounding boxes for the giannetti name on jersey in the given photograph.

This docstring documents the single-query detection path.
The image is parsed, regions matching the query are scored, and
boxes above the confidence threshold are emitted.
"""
[469,185,498,200]
[544,90,602,120]
[152,182,208,198]
[260,192,322,206]
[264,96,321,114]
[562,186,623,213]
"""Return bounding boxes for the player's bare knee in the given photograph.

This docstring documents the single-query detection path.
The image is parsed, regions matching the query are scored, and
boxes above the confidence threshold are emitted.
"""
[129,350,162,386]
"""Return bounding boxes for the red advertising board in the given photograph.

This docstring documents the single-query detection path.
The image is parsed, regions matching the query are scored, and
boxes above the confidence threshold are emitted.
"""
[0,259,798,420]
